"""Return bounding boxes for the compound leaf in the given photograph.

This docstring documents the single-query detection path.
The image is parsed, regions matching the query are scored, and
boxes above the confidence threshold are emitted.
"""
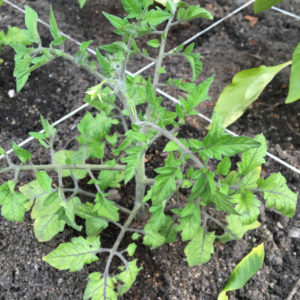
[218,243,264,300]
[258,173,297,217]
[184,227,215,266]
[43,236,100,272]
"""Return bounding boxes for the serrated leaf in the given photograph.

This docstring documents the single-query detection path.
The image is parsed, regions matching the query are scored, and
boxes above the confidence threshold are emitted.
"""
[177,5,213,22]
[184,227,215,266]
[49,6,66,46]
[218,243,264,300]
[213,191,239,215]
[286,42,300,103]
[218,214,260,243]
[96,48,112,77]
[0,181,28,222]
[216,157,231,176]
[234,191,260,224]
[258,173,297,217]
[24,6,39,43]
[75,202,108,236]
[143,228,165,249]
[94,192,119,221]
[43,236,100,272]
[159,215,178,243]
[121,146,143,184]
[98,160,124,190]
[145,8,172,27]
[184,53,203,82]
[238,134,266,176]
[121,0,142,18]
[103,11,127,30]
[84,272,118,300]
[117,259,141,295]
[214,61,291,127]
[12,142,32,162]
[177,203,201,241]
[253,0,283,13]
[36,170,52,193]
[202,135,260,160]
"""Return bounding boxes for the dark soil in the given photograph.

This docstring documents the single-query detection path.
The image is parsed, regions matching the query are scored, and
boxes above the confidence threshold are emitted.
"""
[0,0,299,299]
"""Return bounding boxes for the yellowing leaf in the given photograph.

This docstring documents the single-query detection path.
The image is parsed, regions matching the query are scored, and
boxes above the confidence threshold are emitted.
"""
[218,243,264,300]
[214,61,291,128]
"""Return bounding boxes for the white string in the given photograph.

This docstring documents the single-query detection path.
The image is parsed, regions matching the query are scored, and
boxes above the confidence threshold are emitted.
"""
[2,0,300,175]
[271,6,300,20]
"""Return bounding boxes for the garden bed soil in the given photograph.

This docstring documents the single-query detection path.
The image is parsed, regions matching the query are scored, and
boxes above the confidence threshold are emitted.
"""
[0,0,299,299]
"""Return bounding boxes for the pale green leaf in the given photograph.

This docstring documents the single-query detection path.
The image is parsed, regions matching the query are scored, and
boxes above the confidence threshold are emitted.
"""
[286,42,300,103]
[94,192,119,221]
[213,191,239,215]
[78,0,88,8]
[12,142,32,162]
[216,157,231,176]
[43,236,100,272]
[258,173,297,217]
[143,228,166,249]
[127,243,137,257]
[184,227,215,266]
[0,181,28,222]
[117,259,141,295]
[121,0,142,18]
[145,8,172,27]
[214,61,291,127]
[218,214,260,243]
[84,272,118,300]
[218,243,264,300]
[49,6,66,46]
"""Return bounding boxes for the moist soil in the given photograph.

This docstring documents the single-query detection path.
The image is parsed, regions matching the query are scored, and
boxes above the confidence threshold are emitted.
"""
[0,0,299,299]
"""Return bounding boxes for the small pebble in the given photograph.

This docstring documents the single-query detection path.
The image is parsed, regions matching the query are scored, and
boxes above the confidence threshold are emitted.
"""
[8,89,15,98]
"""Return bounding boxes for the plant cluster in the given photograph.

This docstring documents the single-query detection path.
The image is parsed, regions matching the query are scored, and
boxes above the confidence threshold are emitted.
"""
[0,0,297,299]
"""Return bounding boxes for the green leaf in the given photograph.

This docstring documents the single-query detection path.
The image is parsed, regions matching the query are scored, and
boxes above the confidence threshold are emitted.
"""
[54,150,87,179]
[184,53,203,82]
[258,173,297,217]
[24,6,39,43]
[213,191,239,215]
[218,214,260,243]
[177,5,213,22]
[103,11,128,30]
[127,243,137,256]
[75,202,108,236]
[184,227,215,266]
[31,191,65,241]
[12,142,32,162]
[0,181,28,222]
[0,146,5,155]
[286,42,300,103]
[202,134,260,160]
[176,203,201,241]
[117,260,141,295]
[98,160,124,190]
[94,192,119,222]
[234,191,260,224]
[145,8,173,27]
[49,6,66,46]
[218,243,264,300]
[237,134,267,176]
[216,157,231,176]
[146,39,160,48]
[96,48,112,77]
[159,215,178,243]
[84,273,118,300]
[121,146,143,184]
[183,75,213,113]
[121,0,142,18]
[145,204,167,232]
[78,0,88,8]
[214,61,291,127]
[143,228,166,249]
[253,0,283,13]
[36,170,52,193]
[43,236,100,272]
[151,166,177,205]
[1,27,31,46]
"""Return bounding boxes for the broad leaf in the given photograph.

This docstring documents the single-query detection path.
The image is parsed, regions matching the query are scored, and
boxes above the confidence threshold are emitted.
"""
[218,214,260,243]
[94,192,119,222]
[218,243,264,300]
[214,61,291,127]
[121,0,142,18]
[184,227,215,266]
[0,181,28,222]
[43,236,100,272]
[36,170,52,193]
[145,8,172,27]
[12,142,32,162]
[258,173,297,217]
[286,42,300,103]
[237,134,267,176]
[216,157,231,176]
[143,228,166,249]
[253,0,283,13]
[213,191,239,215]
